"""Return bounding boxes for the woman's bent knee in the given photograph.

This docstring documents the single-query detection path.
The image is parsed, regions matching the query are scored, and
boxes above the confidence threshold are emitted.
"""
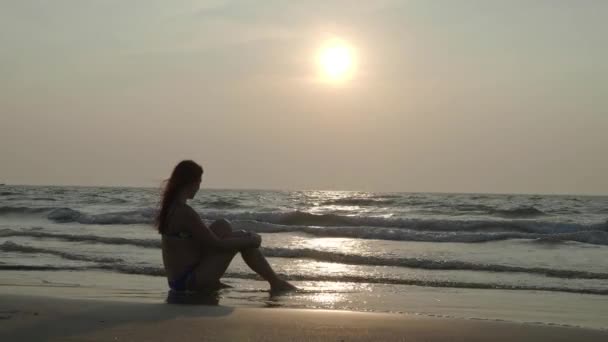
[210,219,232,238]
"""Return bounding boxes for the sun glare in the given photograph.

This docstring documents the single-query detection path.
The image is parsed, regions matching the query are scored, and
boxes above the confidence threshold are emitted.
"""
[317,39,355,83]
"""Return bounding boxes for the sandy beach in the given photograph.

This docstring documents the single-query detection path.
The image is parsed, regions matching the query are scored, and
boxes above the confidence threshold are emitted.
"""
[1,294,607,342]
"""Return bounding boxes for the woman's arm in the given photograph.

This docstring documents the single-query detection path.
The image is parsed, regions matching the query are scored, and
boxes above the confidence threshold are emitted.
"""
[184,207,259,250]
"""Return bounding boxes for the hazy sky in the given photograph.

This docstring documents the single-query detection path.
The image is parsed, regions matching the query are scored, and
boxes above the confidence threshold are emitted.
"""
[1,0,607,194]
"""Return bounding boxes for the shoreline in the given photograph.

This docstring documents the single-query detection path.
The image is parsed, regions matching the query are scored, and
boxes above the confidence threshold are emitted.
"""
[2,270,608,331]
[1,294,607,341]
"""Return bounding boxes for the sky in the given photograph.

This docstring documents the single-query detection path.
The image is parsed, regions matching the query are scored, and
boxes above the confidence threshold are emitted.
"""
[1,0,607,194]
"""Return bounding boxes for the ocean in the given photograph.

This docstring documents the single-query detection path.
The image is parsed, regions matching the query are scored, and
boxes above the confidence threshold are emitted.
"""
[1,185,607,330]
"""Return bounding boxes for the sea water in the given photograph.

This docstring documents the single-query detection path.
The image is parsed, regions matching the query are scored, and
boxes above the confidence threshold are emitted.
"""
[1,185,607,329]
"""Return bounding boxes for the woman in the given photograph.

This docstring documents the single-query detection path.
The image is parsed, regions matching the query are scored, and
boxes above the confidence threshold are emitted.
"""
[156,160,295,293]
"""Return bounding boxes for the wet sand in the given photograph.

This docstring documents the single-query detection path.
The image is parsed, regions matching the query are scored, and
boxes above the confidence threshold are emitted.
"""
[1,294,607,341]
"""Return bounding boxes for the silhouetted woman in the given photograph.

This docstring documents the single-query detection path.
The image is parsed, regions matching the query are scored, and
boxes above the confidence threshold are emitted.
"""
[156,160,295,293]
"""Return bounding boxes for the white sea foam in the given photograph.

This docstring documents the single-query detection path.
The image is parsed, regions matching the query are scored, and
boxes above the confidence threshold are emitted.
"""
[24,207,607,246]
[2,232,607,280]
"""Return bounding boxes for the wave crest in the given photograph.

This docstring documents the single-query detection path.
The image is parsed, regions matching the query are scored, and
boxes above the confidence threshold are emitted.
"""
[2,204,605,246]
[0,241,124,263]
[47,207,155,225]
[201,199,242,209]
[492,206,546,218]
[0,229,161,248]
[0,206,54,215]
[262,247,608,279]
[3,231,607,279]
[321,198,396,206]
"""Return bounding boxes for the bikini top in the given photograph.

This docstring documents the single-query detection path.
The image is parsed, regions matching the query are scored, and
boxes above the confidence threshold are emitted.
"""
[163,231,193,239]
[162,204,194,239]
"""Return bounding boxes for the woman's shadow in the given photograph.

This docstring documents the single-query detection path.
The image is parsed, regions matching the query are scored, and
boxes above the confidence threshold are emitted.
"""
[165,289,221,305]
[1,293,234,341]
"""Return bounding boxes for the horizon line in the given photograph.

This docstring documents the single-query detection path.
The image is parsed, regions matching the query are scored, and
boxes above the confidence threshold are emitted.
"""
[2,183,606,197]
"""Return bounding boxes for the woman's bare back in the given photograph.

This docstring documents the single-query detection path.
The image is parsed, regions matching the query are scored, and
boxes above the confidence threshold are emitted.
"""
[161,204,203,281]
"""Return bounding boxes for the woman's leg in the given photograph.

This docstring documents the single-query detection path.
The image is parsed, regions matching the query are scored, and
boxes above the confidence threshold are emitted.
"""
[188,219,236,291]
[189,251,236,291]
[210,219,296,291]
[210,219,233,238]
[240,247,295,291]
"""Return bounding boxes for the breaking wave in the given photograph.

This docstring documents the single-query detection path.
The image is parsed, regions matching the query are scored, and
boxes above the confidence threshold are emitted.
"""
[233,221,608,246]
[0,206,54,215]
[0,265,85,271]
[212,211,601,235]
[0,241,124,263]
[491,206,546,218]
[0,230,161,248]
[2,232,607,279]
[5,209,608,247]
[1,204,602,235]
[200,199,242,209]
[47,207,155,225]
[321,197,396,206]
[261,247,608,280]
[0,204,604,245]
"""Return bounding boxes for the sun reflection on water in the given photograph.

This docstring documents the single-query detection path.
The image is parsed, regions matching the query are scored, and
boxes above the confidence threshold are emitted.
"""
[300,236,373,256]
[294,281,372,309]
[309,292,344,307]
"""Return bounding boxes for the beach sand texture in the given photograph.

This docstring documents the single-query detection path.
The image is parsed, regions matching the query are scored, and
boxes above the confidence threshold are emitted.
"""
[1,295,607,342]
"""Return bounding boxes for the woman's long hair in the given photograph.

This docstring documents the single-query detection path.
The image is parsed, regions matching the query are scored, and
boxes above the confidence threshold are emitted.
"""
[155,160,203,234]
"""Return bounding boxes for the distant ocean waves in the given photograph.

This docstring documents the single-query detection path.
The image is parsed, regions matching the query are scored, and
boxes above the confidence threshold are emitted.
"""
[1,205,607,245]
[0,195,568,217]
[2,231,608,281]
[0,204,593,228]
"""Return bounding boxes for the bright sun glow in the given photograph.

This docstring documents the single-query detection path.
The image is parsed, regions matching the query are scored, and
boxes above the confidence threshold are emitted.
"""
[317,39,355,82]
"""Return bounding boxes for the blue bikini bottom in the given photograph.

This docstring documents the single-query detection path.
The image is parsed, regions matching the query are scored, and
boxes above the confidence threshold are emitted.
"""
[168,263,198,292]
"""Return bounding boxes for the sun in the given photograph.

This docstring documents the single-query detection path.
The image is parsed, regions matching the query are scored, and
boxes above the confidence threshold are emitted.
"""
[317,39,355,82]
